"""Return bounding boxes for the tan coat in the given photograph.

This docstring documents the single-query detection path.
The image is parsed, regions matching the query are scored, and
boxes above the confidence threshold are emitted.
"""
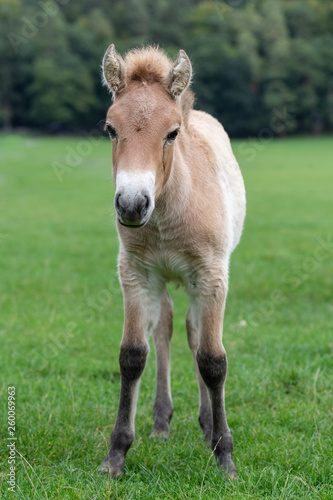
[100,45,246,479]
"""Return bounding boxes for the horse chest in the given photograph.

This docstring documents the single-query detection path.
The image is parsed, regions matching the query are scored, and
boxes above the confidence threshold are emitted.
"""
[122,223,209,289]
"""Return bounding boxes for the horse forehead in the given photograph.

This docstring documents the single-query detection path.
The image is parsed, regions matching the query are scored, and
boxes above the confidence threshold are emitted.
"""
[112,83,177,130]
[130,88,158,126]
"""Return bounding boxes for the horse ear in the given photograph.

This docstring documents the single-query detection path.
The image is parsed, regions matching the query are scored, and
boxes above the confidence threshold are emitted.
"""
[102,44,126,95]
[168,50,192,98]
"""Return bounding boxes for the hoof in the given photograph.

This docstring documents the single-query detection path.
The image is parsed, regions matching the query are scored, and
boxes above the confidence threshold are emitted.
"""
[149,429,169,440]
[218,455,237,480]
[99,455,123,478]
[150,416,171,440]
[228,468,237,480]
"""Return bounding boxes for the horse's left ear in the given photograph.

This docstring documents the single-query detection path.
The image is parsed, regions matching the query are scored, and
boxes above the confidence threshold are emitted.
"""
[168,50,192,98]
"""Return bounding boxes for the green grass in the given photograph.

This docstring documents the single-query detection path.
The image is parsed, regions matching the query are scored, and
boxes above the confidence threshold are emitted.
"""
[0,133,332,499]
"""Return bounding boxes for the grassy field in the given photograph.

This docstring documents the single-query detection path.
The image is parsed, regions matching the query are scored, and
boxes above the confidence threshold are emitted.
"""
[0,133,332,499]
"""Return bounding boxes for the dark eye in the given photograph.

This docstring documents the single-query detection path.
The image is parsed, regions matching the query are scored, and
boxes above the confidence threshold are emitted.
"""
[166,128,180,143]
[105,124,117,140]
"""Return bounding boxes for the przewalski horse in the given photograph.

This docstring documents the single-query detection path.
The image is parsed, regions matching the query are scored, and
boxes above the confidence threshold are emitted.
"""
[100,45,246,478]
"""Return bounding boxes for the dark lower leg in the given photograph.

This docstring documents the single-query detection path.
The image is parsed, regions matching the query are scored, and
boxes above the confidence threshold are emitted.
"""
[197,348,236,478]
[198,377,213,442]
[100,344,148,476]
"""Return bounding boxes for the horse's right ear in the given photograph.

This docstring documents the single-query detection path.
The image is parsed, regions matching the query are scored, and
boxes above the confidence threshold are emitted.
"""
[102,44,126,96]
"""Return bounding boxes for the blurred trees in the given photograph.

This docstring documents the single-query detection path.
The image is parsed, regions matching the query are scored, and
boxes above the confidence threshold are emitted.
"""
[0,0,332,136]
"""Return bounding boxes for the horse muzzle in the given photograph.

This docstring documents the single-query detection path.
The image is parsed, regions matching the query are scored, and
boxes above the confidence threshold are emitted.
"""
[114,171,155,229]
[115,191,153,228]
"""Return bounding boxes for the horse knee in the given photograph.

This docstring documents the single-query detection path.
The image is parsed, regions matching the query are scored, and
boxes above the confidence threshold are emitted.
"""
[196,348,227,389]
[119,344,149,382]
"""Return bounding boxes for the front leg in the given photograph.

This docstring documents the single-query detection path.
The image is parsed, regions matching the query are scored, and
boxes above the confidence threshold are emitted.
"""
[100,268,163,477]
[100,343,148,476]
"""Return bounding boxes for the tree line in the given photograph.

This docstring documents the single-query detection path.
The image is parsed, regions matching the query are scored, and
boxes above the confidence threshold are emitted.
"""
[1,0,332,137]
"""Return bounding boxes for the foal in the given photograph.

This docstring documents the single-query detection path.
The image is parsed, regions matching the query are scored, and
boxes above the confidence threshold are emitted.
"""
[100,45,246,478]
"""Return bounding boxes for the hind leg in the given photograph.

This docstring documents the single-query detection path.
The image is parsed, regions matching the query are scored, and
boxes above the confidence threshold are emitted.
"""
[186,308,212,442]
[151,290,173,438]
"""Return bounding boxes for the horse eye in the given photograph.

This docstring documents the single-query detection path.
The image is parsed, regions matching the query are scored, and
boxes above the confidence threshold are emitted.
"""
[106,124,117,140]
[166,128,180,143]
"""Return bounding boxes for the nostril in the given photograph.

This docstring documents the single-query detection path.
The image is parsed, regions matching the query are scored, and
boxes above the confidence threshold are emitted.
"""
[115,193,123,214]
[144,195,150,212]
[139,195,150,216]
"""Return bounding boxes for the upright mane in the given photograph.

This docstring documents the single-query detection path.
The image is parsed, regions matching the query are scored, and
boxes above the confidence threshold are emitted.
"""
[124,46,195,124]
[125,46,172,84]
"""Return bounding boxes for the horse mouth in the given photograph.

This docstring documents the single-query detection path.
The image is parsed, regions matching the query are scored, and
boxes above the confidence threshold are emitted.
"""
[117,218,148,229]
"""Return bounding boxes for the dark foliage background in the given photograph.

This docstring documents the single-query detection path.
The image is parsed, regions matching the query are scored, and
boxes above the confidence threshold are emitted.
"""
[1,0,333,137]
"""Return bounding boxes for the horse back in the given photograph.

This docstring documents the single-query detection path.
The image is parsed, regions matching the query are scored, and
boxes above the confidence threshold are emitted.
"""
[186,110,246,254]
